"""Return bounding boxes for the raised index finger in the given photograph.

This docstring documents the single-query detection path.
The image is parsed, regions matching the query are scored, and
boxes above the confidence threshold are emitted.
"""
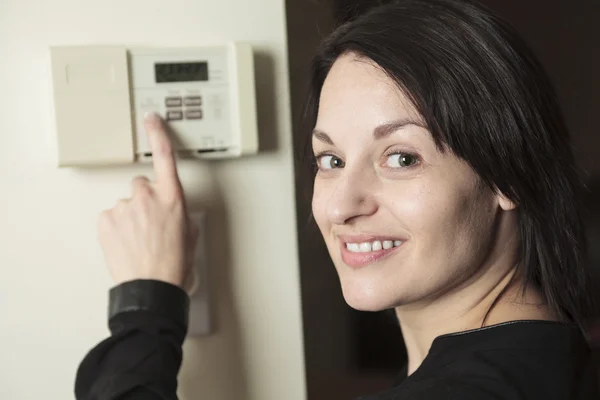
[144,112,181,193]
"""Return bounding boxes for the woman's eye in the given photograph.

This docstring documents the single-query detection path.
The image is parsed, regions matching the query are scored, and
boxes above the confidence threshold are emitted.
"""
[317,154,345,170]
[385,153,419,168]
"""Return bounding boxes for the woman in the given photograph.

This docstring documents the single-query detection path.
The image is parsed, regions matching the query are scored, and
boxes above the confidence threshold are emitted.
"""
[75,0,599,398]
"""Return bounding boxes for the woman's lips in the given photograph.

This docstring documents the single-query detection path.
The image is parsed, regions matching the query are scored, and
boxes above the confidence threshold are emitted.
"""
[339,240,404,268]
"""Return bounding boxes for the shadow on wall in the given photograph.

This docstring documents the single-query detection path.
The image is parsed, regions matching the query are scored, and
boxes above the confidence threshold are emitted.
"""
[179,177,250,399]
[254,50,279,154]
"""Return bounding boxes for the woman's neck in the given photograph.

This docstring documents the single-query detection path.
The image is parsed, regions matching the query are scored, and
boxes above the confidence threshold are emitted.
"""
[395,266,557,375]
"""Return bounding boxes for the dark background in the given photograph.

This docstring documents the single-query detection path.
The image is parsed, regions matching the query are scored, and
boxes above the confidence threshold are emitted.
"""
[285,0,600,398]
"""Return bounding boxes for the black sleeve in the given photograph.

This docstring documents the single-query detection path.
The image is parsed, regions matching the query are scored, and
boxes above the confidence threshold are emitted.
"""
[74,280,190,400]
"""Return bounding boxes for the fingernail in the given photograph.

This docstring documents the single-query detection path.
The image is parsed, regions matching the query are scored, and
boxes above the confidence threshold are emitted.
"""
[144,111,160,123]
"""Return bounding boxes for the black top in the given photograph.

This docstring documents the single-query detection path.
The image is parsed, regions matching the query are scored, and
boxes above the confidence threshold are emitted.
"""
[75,280,599,399]
[360,321,598,399]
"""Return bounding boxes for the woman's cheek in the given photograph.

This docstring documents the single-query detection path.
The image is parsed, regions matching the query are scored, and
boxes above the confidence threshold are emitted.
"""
[386,185,433,228]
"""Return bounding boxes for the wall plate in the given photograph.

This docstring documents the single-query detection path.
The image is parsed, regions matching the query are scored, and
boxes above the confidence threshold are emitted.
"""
[187,211,212,337]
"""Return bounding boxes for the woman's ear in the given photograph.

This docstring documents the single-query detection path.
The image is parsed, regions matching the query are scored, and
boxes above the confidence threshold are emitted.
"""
[497,192,517,211]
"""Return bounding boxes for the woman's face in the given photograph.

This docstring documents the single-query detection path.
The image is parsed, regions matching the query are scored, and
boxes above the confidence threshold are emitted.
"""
[312,54,509,311]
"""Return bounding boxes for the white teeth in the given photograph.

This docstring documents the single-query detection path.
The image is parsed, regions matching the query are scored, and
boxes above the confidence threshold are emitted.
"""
[359,242,372,252]
[346,239,403,253]
[347,243,360,252]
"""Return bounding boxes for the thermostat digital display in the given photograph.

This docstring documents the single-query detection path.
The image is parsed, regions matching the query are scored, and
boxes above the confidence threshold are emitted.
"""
[155,62,209,83]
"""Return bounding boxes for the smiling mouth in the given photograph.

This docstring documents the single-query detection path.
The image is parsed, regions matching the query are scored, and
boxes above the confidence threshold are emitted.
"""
[339,237,406,268]
[345,239,403,253]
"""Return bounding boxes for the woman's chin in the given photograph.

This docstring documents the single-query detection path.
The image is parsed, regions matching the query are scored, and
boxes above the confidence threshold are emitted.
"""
[340,281,400,312]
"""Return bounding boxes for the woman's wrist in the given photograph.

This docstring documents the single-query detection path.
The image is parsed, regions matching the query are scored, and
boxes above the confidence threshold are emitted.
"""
[108,279,190,331]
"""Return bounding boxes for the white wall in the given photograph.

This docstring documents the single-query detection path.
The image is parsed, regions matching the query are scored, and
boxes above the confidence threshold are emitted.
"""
[0,1,306,399]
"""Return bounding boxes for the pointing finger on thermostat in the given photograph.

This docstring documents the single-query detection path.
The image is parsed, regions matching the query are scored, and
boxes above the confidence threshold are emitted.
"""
[144,112,182,195]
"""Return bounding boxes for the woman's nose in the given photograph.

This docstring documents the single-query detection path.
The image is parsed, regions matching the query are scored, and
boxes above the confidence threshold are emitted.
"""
[326,172,378,225]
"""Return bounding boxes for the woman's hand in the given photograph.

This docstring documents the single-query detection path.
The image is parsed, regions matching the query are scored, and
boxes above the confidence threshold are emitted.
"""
[97,113,198,289]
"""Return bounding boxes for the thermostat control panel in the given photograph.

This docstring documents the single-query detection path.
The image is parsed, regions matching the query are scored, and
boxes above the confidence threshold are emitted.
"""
[50,43,258,167]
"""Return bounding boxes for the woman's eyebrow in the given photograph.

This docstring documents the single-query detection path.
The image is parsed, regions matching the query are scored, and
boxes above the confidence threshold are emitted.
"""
[312,129,334,145]
[312,118,425,145]
[373,119,425,139]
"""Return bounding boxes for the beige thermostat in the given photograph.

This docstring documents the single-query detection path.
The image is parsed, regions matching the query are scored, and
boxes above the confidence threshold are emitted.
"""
[49,43,258,167]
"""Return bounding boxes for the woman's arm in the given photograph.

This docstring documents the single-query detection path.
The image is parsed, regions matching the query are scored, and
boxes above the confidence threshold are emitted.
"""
[75,280,189,400]
[76,113,197,399]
